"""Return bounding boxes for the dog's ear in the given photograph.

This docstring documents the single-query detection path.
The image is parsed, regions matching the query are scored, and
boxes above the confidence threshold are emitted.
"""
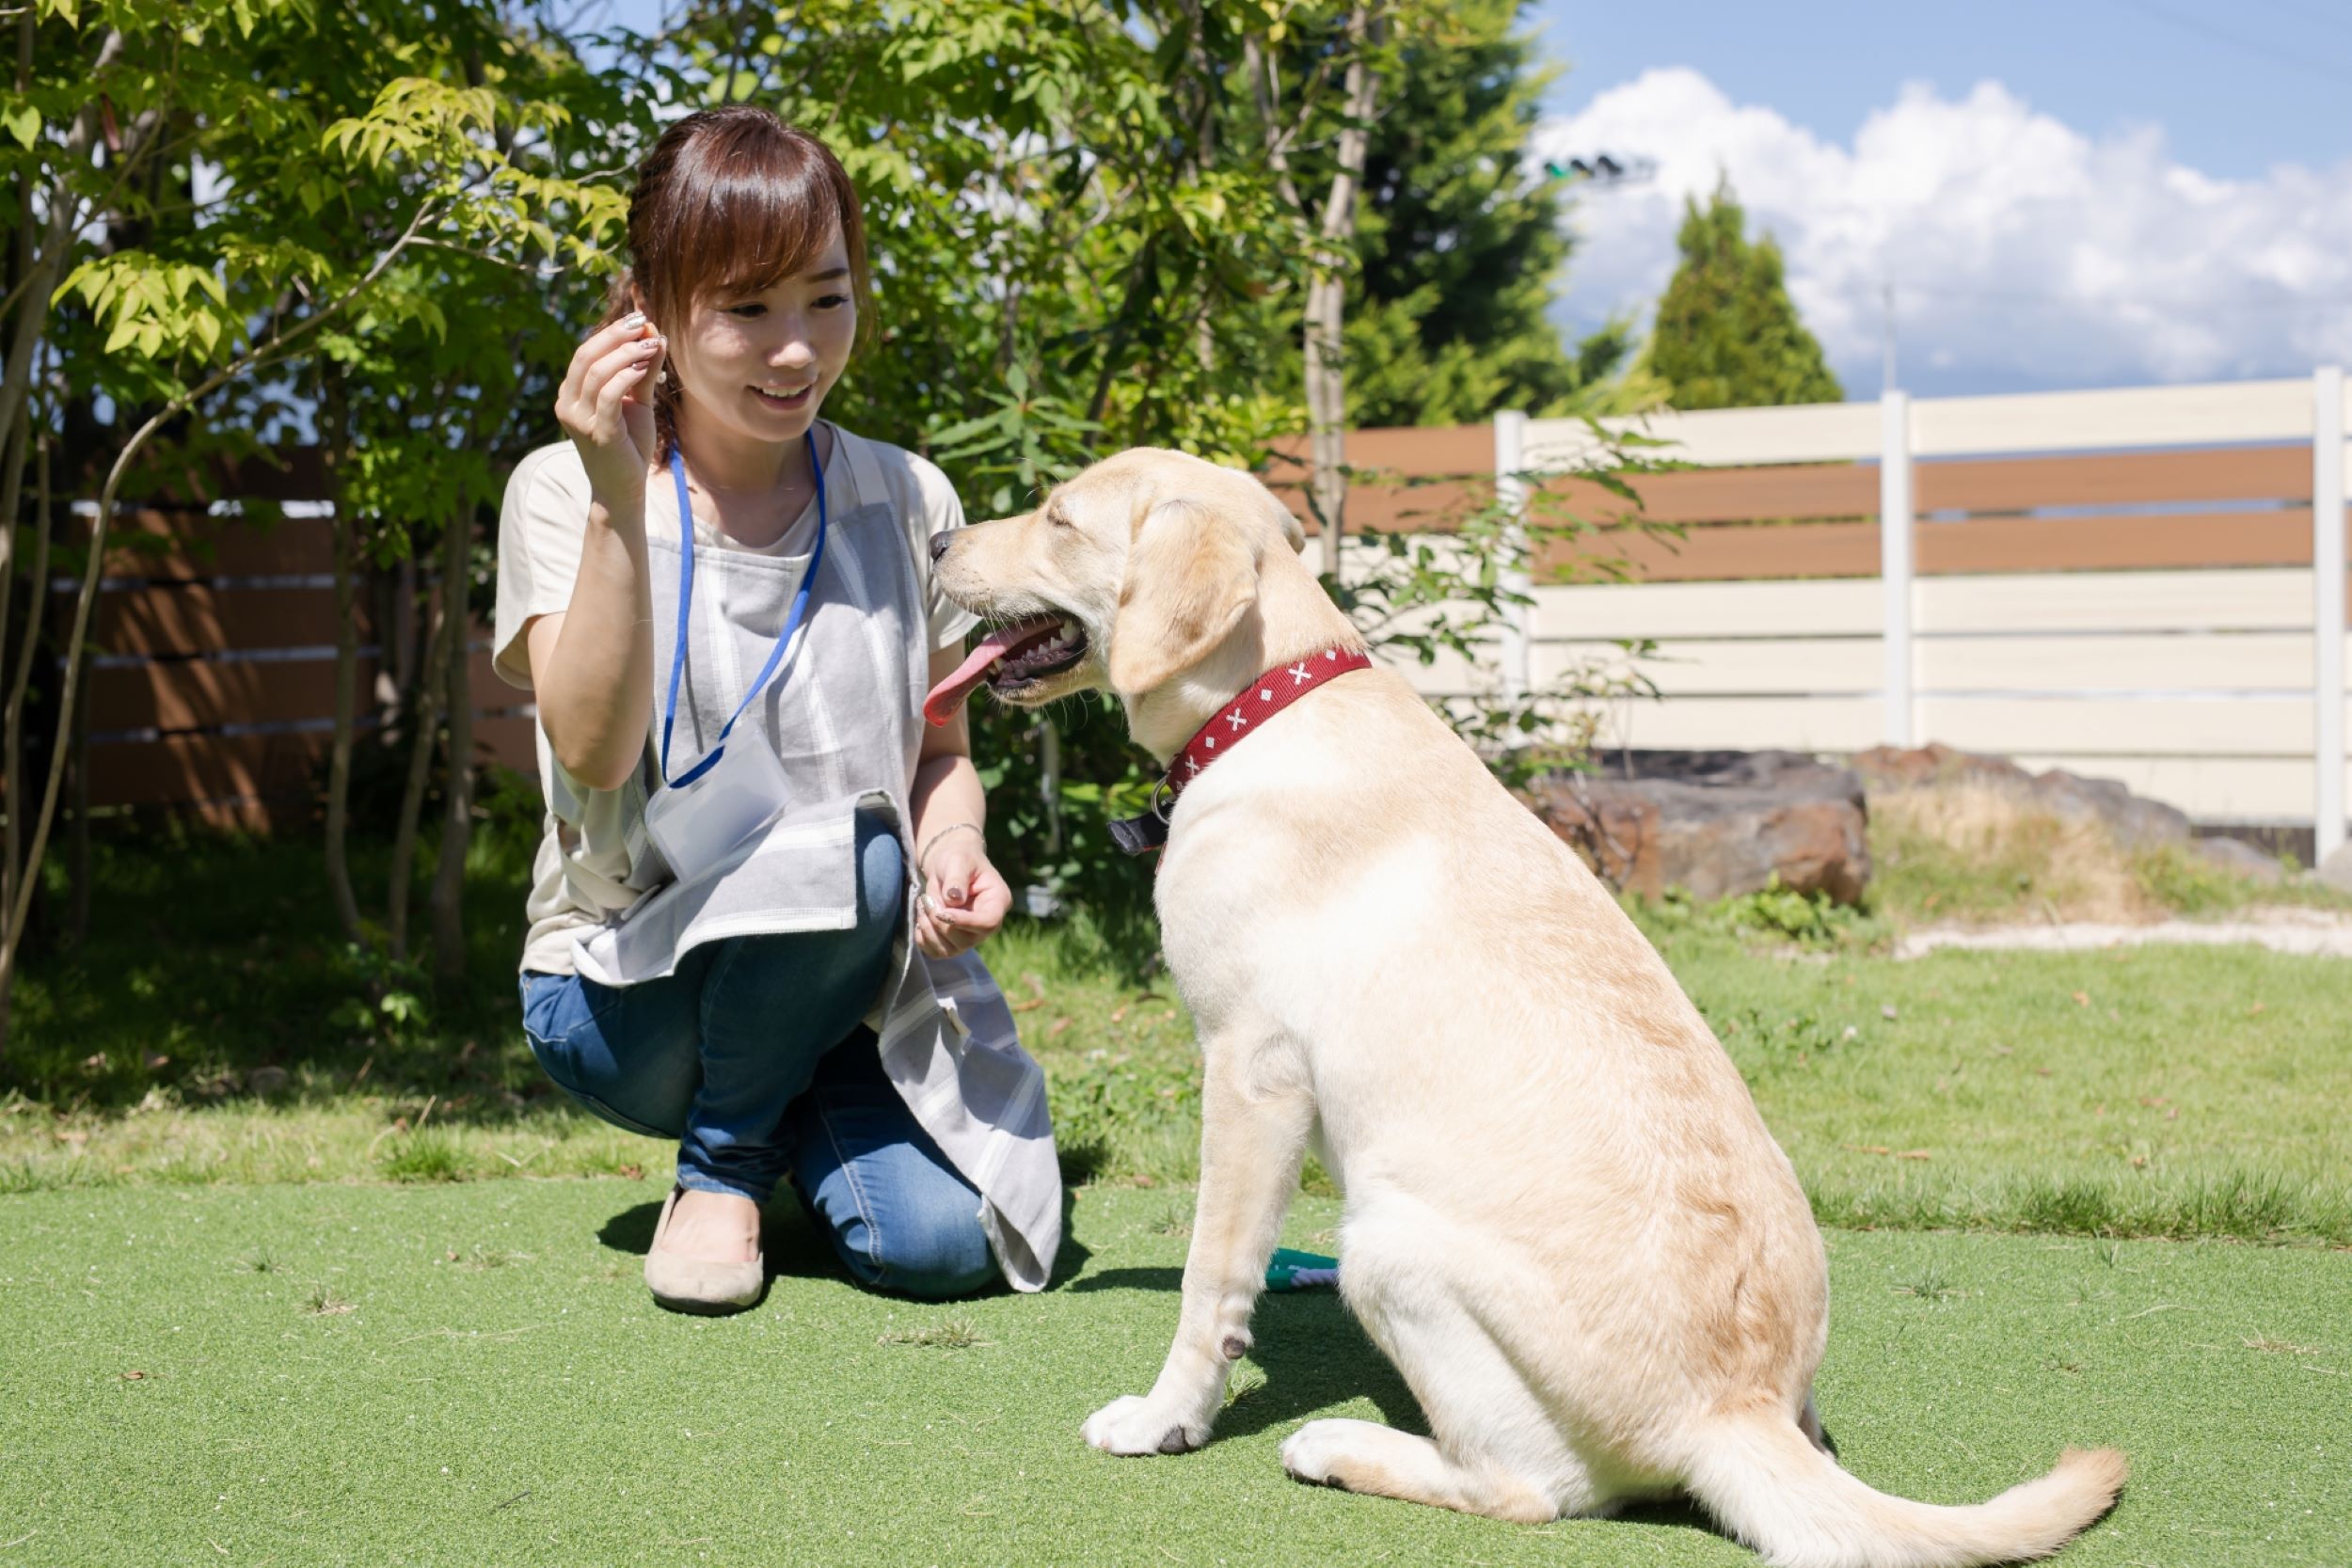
[1107,498,1258,696]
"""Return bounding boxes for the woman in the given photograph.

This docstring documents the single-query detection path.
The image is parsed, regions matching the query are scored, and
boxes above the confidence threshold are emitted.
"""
[491,107,1060,1313]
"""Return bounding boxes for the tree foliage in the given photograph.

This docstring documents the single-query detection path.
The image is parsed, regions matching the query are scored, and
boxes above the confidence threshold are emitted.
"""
[1643,179,1842,410]
[1341,0,1652,426]
[3,0,631,1040]
[3,0,1655,1013]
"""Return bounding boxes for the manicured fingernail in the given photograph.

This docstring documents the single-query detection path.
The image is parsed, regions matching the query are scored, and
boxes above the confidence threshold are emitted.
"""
[619,310,646,333]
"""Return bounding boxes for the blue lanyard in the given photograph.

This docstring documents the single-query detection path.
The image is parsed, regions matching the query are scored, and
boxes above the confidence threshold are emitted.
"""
[658,428,828,789]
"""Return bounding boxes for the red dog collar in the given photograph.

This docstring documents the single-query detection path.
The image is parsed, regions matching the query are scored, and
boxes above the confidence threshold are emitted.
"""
[1108,646,1372,858]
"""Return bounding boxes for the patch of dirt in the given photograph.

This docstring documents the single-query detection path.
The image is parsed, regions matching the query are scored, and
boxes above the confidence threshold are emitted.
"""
[1897,906,2352,959]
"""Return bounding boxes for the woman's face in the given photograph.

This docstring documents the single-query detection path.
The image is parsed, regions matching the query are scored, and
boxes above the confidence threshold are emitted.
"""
[664,230,857,455]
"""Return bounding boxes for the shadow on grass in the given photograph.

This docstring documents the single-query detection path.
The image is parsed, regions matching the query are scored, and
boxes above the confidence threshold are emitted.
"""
[593,1182,1098,1296]
[1068,1265,1422,1438]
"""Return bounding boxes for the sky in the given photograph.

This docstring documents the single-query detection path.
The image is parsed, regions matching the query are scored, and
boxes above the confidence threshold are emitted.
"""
[583,0,2352,400]
[1526,0,2352,397]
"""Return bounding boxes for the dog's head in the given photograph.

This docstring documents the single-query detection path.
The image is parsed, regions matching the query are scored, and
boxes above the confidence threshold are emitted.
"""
[927,448,1308,715]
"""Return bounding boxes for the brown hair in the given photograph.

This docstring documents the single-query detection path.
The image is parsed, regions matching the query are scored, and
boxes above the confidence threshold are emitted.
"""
[605,108,873,457]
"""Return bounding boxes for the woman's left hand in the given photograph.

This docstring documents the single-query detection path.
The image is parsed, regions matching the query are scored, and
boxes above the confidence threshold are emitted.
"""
[915,832,1011,958]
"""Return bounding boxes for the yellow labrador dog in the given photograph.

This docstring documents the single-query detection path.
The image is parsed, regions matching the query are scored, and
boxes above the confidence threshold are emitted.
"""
[926,449,2125,1568]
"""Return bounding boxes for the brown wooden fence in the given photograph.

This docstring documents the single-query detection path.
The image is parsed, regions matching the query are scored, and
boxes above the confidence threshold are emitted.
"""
[72,461,532,829]
[62,418,2340,827]
[1269,428,2326,581]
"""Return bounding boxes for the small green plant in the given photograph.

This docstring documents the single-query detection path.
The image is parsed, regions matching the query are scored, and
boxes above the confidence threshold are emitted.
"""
[2131,843,2247,915]
[380,1131,465,1183]
[453,1243,524,1270]
[306,1286,356,1316]
[878,1317,986,1350]
[1148,1196,1193,1238]
[1222,1362,1267,1409]
[1890,1262,1963,1302]
[328,943,434,1052]
[1720,877,1865,948]
[241,1250,276,1275]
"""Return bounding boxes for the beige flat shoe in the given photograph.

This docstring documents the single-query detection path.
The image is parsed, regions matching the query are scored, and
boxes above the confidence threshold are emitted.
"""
[644,1185,766,1315]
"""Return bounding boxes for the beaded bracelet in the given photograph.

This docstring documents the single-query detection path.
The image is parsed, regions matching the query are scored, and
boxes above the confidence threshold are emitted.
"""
[916,821,985,879]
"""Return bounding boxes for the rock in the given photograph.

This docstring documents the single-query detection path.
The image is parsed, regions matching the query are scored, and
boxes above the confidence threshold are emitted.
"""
[1528,750,1871,905]
[1851,742,2028,792]
[246,1065,290,1097]
[2322,842,2352,896]
[2191,835,2286,885]
[1855,743,2189,848]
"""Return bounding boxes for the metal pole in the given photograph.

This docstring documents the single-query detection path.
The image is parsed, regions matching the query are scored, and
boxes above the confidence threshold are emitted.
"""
[1879,389,1914,747]
[2315,366,2346,864]
[1495,409,1530,703]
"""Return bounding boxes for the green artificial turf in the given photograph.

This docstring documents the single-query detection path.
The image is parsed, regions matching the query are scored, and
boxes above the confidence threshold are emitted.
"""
[3,1181,2345,1567]
[1659,935,2352,1243]
[10,917,2349,1250]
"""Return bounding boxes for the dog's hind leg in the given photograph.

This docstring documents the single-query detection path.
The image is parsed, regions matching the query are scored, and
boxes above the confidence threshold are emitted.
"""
[1280,1205,1602,1523]
[1280,1418,1564,1523]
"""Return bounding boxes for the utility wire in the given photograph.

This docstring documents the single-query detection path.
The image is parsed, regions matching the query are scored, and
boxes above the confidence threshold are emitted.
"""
[2105,0,2352,85]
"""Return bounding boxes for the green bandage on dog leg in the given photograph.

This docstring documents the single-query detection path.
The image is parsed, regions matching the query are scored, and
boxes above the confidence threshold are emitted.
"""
[1264,1248,1339,1291]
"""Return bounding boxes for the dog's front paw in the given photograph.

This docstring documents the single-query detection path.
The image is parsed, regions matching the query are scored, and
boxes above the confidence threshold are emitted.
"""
[1083,1394,1210,1457]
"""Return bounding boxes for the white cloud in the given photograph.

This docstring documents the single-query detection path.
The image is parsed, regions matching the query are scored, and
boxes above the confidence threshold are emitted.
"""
[1534,69,2352,396]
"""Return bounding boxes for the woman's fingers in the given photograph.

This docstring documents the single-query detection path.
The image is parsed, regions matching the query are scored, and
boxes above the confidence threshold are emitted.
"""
[568,338,663,438]
[591,355,654,435]
[915,911,952,958]
[559,315,652,409]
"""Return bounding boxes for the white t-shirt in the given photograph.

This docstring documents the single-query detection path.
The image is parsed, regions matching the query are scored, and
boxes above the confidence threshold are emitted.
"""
[491,422,978,974]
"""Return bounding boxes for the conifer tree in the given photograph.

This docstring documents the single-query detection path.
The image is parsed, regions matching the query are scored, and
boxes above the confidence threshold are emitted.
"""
[1645,180,1843,409]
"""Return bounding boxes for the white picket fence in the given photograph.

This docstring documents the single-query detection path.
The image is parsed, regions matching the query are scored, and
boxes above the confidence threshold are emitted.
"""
[1314,372,2350,858]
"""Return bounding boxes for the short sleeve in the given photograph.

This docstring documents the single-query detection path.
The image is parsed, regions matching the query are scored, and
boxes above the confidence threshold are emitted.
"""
[491,444,594,689]
[902,453,981,652]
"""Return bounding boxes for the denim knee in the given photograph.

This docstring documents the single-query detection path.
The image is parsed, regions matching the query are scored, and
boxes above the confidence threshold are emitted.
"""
[842,1205,997,1299]
[853,809,905,940]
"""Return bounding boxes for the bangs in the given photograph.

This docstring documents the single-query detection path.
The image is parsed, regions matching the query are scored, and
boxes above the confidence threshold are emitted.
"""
[682,148,845,300]
[631,110,869,322]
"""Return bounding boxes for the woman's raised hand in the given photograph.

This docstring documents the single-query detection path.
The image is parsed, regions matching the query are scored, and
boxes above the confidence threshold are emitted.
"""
[556,311,667,504]
[915,832,1012,960]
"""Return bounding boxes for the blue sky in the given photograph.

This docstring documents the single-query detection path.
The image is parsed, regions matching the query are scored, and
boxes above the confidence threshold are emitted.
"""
[1526,0,2352,396]
[581,0,2352,398]
[1529,0,2352,182]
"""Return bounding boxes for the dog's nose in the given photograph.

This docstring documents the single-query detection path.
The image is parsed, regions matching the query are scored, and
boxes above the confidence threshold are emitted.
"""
[930,530,956,564]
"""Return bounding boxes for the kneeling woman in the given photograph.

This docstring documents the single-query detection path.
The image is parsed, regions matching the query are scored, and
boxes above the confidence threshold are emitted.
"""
[492,108,1059,1312]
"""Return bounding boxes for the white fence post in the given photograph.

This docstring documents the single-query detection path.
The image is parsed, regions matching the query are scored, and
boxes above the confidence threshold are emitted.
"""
[1495,409,1530,703]
[1879,390,1915,747]
[2316,366,2346,864]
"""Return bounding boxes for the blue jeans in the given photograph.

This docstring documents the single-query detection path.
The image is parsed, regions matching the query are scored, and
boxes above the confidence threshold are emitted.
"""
[519,812,994,1299]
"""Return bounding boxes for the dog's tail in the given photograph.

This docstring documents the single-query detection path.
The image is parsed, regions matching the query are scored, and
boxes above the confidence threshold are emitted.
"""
[1682,1413,2125,1568]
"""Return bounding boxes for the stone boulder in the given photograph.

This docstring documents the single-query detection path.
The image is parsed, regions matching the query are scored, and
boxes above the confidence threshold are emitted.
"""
[1526,749,1871,905]
[1854,742,2282,882]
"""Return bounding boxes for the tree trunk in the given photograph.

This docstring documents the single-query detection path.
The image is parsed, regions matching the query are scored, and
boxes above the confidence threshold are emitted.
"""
[428,512,472,990]
[320,365,363,943]
[67,640,88,946]
[0,416,35,1058]
[386,546,452,964]
[1250,10,1383,584]
[1306,6,1380,580]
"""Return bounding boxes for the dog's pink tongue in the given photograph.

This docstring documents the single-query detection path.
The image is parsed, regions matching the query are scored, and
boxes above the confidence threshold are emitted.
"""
[922,623,1048,726]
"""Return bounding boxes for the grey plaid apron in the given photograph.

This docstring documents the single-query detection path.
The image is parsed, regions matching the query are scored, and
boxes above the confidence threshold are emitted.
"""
[567,432,1061,1291]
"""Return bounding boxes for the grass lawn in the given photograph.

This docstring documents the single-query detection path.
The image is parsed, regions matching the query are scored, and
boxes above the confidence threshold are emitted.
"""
[9,897,2344,1245]
[3,820,2347,1564]
[3,1180,2346,1568]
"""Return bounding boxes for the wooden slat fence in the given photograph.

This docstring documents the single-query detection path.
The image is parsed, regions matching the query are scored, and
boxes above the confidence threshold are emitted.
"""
[69,467,534,829]
[56,371,2352,849]
[1280,374,2350,846]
